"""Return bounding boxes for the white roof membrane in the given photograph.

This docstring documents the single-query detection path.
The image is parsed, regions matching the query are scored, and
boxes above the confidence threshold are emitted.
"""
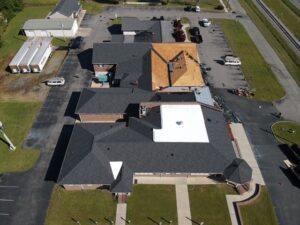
[153,104,209,143]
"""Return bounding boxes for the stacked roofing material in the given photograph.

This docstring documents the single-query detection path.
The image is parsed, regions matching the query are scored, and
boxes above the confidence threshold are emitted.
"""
[8,39,52,74]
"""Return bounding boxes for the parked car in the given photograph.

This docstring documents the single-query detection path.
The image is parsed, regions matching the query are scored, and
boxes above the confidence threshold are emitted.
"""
[184,5,193,12]
[190,27,200,36]
[224,56,241,66]
[46,77,65,86]
[191,34,203,44]
[202,18,211,27]
[194,5,201,12]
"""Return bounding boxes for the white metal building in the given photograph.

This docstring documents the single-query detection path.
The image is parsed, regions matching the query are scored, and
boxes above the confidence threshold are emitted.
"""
[9,41,32,73]
[30,39,53,73]
[23,18,78,38]
[19,42,40,73]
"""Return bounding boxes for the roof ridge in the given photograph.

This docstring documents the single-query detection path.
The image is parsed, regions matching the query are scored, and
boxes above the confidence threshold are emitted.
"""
[94,123,126,140]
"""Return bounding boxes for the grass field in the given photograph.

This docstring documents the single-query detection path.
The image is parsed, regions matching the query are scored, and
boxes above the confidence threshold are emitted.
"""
[81,0,105,14]
[0,102,41,173]
[188,185,236,225]
[127,185,178,225]
[240,187,279,225]
[0,6,53,72]
[169,0,221,11]
[239,0,300,87]
[263,0,300,40]
[271,121,300,145]
[214,19,285,101]
[51,38,71,47]
[45,186,117,225]
[23,0,59,6]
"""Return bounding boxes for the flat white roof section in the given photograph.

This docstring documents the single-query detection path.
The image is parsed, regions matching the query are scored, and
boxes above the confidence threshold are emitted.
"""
[30,39,52,65]
[153,104,209,143]
[110,161,123,180]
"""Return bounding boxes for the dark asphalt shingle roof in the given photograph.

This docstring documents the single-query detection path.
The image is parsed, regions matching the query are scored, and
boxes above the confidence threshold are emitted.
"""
[223,158,252,184]
[122,17,162,42]
[75,88,196,115]
[50,0,81,17]
[58,105,236,192]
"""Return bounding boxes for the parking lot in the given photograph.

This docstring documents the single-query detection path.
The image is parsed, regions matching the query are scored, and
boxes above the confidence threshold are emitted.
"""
[198,23,248,89]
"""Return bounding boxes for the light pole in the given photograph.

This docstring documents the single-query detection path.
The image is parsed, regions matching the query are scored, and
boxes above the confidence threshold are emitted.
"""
[0,121,16,151]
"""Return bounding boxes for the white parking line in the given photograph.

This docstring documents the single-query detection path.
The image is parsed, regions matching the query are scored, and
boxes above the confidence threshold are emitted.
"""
[0,213,9,216]
[0,199,14,202]
[0,185,19,188]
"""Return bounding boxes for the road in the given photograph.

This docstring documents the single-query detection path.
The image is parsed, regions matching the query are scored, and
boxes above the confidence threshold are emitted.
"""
[213,88,300,225]
[229,0,300,123]
[252,0,300,57]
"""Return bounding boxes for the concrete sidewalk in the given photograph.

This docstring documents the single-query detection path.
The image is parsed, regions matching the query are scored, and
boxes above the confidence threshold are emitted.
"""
[175,185,192,225]
[230,123,265,185]
[115,203,127,225]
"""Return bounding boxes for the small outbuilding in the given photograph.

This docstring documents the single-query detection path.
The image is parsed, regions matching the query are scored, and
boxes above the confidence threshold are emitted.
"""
[23,18,78,38]
[30,39,52,73]
[48,0,81,19]
[9,41,32,73]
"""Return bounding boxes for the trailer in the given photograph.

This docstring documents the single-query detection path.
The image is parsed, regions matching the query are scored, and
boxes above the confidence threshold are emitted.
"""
[30,39,52,73]
[8,41,32,73]
[18,42,40,73]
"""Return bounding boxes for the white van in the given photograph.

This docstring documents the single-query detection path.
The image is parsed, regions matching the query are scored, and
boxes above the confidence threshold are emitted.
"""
[195,6,201,12]
[202,18,211,27]
[224,56,241,66]
[46,77,65,86]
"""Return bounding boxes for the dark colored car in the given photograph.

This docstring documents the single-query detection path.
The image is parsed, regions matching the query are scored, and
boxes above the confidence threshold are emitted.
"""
[190,27,200,36]
[191,35,203,44]
[70,36,83,49]
[184,5,193,11]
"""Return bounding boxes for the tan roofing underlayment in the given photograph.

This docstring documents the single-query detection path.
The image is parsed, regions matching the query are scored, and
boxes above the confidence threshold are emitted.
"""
[151,43,204,90]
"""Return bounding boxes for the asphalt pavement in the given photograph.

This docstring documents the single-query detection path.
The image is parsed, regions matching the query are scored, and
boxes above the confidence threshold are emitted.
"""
[213,88,300,225]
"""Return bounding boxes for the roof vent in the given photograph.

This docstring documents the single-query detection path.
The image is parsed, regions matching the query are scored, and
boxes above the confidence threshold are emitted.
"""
[176,121,183,125]
[207,118,211,122]
[167,62,174,72]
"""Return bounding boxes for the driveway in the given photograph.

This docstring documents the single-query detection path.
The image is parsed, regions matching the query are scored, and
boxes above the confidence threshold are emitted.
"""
[213,88,300,225]
[0,28,93,225]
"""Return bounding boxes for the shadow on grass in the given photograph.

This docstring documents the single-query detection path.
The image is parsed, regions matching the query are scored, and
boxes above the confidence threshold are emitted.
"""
[0,136,10,149]
[147,217,159,225]
[45,124,74,181]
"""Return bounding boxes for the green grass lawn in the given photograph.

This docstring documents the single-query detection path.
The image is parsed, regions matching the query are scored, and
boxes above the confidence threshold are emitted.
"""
[51,38,71,47]
[0,102,41,173]
[45,186,117,225]
[0,6,53,72]
[112,17,122,25]
[127,185,178,225]
[240,187,279,225]
[214,19,285,101]
[81,0,105,14]
[169,0,221,11]
[271,121,300,145]
[188,185,236,225]
[23,0,59,6]
[263,0,300,40]
[239,0,300,87]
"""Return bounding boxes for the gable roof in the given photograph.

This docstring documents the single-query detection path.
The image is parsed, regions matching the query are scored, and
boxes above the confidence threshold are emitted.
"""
[23,18,75,30]
[122,17,162,42]
[75,88,196,115]
[58,104,236,192]
[50,0,80,17]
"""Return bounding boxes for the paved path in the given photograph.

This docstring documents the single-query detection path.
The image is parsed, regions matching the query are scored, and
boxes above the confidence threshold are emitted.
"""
[230,0,300,123]
[230,123,265,185]
[116,203,127,225]
[175,185,192,225]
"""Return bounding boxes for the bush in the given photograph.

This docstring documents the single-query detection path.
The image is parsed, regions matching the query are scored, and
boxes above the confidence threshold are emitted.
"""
[215,4,224,10]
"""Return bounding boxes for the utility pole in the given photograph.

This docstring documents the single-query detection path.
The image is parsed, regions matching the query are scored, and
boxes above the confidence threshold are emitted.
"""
[0,121,16,151]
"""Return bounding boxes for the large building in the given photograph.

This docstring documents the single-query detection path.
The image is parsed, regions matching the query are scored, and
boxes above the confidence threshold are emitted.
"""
[58,91,236,197]
[22,0,81,37]
[92,43,205,90]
